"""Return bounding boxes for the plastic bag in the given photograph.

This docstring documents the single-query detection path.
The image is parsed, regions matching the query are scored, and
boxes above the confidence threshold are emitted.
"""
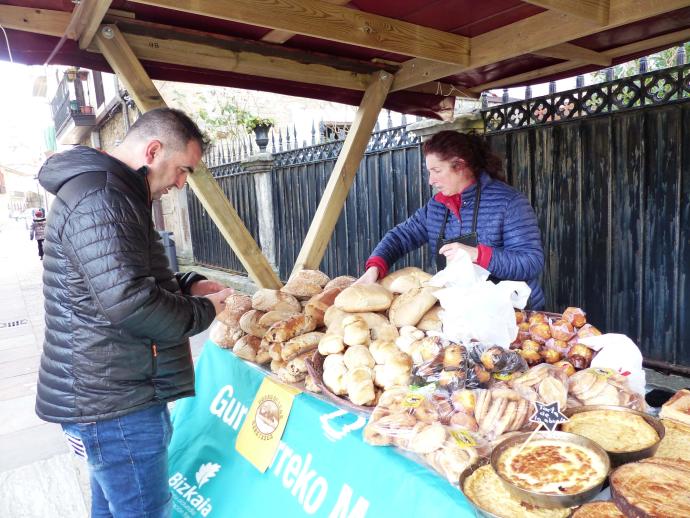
[472,384,533,440]
[577,333,646,395]
[428,249,531,348]
[567,367,646,410]
[411,340,468,392]
[510,363,569,411]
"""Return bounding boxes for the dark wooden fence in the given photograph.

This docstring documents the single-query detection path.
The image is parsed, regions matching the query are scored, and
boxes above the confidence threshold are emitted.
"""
[188,65,690,371]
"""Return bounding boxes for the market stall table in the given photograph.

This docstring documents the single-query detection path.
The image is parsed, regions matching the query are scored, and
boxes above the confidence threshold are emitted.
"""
[168,340,475,518]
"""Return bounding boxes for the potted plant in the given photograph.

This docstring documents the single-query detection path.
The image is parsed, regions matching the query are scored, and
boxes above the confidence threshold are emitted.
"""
[69,100,80,112]
[243,115,274,152]
[80,105,94,115]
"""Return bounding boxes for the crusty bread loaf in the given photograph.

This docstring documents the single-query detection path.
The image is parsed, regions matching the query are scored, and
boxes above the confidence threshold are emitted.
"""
[233,335,261,362]
[324,275,356,291]
[388,286,438,327]
[289,269,330,287]
[660,389,690,426]
[388,270,433,293]
[304,287,342,327]
[611,458,690,518]
[281,280,322,300]
[335,284,393,312]
[264,314,317,342]
[251,289,301,313]
[209,321,244,349]
[323,305,347,328]
[239,309,267,338]
[379,267,428,291]
[216,294,253,327]
[417,305,442,332]
[280,331,324,361]
[258,310,301,329]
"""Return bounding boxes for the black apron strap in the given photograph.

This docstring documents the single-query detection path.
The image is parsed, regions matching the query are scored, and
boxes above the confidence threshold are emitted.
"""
[436,181,482,270]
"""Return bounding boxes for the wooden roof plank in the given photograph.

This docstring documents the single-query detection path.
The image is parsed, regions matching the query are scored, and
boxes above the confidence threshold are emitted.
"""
[534,43,611,66]
[521,0,609,25]
[64,0,113,49]
[131,0,470,65]
[95,24,282,289]
[0,5,70,37]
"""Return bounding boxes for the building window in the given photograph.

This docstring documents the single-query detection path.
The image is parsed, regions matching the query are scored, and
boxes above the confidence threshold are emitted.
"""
[319,121,351,141]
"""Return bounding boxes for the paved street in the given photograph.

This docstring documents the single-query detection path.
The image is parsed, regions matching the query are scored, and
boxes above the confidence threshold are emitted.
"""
[0,218,210,517]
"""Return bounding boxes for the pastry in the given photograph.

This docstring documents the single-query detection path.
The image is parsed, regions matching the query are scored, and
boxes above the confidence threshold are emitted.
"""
[571,502,624,518]
[660,389,690,426]
[655,418,690,461]
[562,409,659,452]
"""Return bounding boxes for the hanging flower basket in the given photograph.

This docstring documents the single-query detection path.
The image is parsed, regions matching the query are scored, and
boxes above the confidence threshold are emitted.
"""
[77,70,89,81]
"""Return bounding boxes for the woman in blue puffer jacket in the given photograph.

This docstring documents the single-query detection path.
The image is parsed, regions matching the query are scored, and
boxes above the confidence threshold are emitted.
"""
[358,130,545,310]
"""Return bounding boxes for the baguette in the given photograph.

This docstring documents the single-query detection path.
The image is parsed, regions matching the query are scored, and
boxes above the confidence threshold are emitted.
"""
[265,314,316,342]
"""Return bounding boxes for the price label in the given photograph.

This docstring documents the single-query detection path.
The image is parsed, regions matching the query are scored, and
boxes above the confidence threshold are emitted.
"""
[528,401,569,431]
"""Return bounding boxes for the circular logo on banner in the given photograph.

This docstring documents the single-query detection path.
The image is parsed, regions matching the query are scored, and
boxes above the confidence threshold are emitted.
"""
[253,395,282,440]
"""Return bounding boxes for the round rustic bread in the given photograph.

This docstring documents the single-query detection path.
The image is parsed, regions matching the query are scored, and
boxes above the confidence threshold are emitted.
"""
[334,284,393,312]
[324,275,356,291]
[251,288,301,313]
[388,286,438,327]
[216,293,253,327]
[379,267,428,291]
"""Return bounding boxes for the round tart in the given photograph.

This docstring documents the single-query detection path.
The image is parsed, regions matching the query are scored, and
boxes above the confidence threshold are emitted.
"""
[562,409,659,452]
[572,501,624,517]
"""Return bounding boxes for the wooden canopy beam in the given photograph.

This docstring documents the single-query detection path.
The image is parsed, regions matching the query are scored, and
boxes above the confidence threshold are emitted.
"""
[392,0,690,91]
[0,5,70,37]
[533,43,611,67]
[291,70,393,276]
[471,26,690,92]
[65,0,113,49]
[261,0,351,44]
[95,24,282,289]
[522,0,610,25]
[132,0,470,66]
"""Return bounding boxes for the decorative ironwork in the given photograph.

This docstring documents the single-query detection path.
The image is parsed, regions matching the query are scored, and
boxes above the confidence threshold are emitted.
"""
[483,64,690,133]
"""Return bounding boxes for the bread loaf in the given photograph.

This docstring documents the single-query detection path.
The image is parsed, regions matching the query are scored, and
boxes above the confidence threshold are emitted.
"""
[289,269,330,287]
[369,340,399,364]
[267,341,284,361]
[379,267,428,291]
[417,305,442,332]
[281,279,323,300]
[324,275,356,291]
[252,289,301,313]
[388,286,438,327]
[286,350,313,377]
[233,335,261,362]
[318,334,345,355]
[265,314,316,342]
[209,321,243,349]
[281,331,324,361]
[342,315,370,346]
[343,344,375,370]
[304,287,342,327]
[255,347,271,365]
[335,284,393,312]
[216,294,253,327]
[324,305,347,328]
[323,354,348,395]
[328,311,399,342]
[388,270,433,293]
[258,310,301,329]
[239,309,267,338]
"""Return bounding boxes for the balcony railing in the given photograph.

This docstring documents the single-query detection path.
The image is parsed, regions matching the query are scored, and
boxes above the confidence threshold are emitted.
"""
[49,71,95,144]
[50,75,72,134]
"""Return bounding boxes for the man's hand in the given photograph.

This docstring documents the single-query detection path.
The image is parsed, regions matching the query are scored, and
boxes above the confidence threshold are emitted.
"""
[190,279,229,296]
[438,242,478,263]
[205,288,235,315]
[354,266,379,285]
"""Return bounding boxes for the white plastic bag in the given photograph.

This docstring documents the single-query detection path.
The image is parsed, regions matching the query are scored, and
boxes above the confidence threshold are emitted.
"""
[578,333,646,395]
[429,250,531,349]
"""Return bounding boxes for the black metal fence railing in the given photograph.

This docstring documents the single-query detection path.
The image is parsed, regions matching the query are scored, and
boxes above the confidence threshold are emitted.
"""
[482,64,690,133]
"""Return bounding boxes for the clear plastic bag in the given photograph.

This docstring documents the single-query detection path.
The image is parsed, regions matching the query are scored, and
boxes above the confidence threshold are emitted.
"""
[567,367,646,410]
[510,363,569,411]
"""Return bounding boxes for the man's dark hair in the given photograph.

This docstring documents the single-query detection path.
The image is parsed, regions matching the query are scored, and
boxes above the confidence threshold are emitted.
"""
[125,108,210,154]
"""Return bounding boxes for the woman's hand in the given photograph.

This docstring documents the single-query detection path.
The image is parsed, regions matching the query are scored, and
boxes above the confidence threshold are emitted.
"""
[438,242,478,263]
[354,266,379,285]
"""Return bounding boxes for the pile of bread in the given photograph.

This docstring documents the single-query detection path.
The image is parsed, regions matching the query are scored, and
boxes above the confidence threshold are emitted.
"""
[512,307,601,372]
[317,266,444,406]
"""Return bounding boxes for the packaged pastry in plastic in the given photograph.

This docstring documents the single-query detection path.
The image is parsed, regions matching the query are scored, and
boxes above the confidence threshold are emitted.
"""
[473,384,532,440]
[568,367,645,410]
[510,363,569,411]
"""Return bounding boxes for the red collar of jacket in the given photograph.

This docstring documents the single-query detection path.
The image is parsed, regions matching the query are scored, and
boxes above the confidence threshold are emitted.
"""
[433,180,476,220]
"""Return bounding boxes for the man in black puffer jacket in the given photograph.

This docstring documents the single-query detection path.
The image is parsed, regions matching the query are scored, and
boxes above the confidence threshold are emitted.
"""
[36,108,234,517]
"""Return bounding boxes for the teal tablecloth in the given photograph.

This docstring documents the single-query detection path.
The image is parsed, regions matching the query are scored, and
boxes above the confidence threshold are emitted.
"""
[168,341,475,518]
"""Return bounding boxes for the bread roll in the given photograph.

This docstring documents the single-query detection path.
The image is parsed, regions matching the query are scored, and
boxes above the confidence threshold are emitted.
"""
[286,350,313,377]
[318,334,345,355]
[281,279,323,300]
[305,374,321,393]
[281,331,324,361]
[268,341,284,361]
[369,340,399,364]
[345,367,376,406]
[233,335,261,362]
[255,347,271,365]
[277,366,306,384]
[328,311,398,342]
[417,305,442,332]
[251,289,301,313]
[342,315,370,346]
[335,284,393,312]
[408,422,446,454]
[343,344,375,370]
[239,309,267,338]
[209,321,244,349]
[324,275,356,291]
[289,269,330,287]
[216,294,253,327]
[324,305,347,328]
[270,358,286,373]
[304,287,342,327]
[388,270,433,293]
[373,352,413,389]
[258,310,301,329]
[388,286,438,327]
[323,354,348,395]
[265,314,317,342]
[379,267,428,291]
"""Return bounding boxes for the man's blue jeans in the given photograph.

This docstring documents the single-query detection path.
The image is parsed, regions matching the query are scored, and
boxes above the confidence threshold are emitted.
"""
[61,403,173,518]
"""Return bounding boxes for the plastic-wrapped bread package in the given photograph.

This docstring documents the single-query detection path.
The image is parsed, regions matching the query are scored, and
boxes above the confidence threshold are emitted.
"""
[567,367,646,410]
[411,340,468,393]
[509,363,569,411]
[473,384,532,440]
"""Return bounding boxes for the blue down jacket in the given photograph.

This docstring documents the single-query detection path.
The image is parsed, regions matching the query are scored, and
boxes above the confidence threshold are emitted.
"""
[35,146,217,423]
[370,172,545,309]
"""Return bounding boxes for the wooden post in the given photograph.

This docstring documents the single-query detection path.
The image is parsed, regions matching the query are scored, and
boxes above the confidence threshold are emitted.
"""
[95,24,282,288]
[290,70,393,277]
